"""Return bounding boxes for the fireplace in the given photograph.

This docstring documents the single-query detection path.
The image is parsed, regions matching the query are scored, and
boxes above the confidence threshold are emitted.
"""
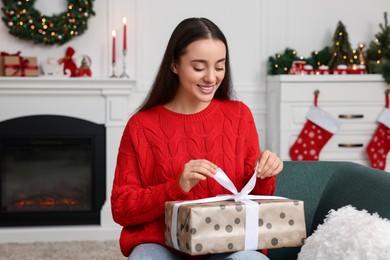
[0,78,132,243]
[0,115,106,226]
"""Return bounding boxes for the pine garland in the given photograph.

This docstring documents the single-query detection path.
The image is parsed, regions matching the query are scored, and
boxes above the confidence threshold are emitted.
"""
[366,12,390,63]
[306,46,331,69]
[268,48,301,75]
[1,0,95,45]
[268,21,360,74]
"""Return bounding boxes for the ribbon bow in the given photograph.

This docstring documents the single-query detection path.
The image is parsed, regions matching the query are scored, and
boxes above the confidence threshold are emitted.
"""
[6,57,29,76]
[170,167,285,251]
[0,51,21,56]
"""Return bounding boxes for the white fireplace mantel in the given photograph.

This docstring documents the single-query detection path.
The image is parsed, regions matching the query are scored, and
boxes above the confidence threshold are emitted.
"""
[0,77,135,243]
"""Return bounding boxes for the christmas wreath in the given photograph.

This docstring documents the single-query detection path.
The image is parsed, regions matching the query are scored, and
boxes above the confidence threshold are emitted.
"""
[1,0,95,45]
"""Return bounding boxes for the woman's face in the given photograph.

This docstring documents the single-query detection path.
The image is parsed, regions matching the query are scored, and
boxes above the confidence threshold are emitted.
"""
[170,38,226,112]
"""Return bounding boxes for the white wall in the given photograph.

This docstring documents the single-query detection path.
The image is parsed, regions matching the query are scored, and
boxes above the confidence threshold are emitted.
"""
[1,0,389,148]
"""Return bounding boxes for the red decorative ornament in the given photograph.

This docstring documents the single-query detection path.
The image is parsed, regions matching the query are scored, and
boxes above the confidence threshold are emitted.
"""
[77,55,92,77]
[58,46,78,77]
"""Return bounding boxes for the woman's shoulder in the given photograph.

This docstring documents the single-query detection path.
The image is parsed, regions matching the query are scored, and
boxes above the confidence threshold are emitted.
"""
[127,106,162,127]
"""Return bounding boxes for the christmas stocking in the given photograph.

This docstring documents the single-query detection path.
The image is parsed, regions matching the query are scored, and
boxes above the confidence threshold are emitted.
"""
[366,108,390,170]
[289,105,341,161]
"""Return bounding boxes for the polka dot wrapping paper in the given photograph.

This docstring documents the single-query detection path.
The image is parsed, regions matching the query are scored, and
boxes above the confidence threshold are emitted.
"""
[165,199,306,255]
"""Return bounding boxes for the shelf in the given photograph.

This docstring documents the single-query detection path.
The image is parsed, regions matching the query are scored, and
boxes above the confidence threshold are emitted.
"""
[267,74,384,83]
[0,77,135,89]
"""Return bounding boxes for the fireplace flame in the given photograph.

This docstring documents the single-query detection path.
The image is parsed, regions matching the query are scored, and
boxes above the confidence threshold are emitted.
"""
[15,196,80,209]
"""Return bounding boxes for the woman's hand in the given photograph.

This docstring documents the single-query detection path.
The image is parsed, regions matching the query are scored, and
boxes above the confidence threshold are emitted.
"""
[256,150,283,179]
[179,159,218,192]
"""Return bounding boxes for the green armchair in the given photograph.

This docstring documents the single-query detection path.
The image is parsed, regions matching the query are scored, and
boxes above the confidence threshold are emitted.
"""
[267,161,390,260]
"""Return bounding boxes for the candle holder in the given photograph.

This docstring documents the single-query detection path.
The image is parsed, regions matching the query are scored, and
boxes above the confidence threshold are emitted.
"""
[120,50,130,78]
[110,62,117,78]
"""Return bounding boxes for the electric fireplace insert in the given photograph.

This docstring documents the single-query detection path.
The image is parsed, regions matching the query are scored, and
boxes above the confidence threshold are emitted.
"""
[0,115,106,227]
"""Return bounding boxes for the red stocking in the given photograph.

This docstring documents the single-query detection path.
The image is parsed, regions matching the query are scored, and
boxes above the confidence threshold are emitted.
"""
[289,91,341,161]
[366,91,390,170]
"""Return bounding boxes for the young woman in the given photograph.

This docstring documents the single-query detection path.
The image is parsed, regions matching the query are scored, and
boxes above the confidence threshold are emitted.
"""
[111,17,283,260]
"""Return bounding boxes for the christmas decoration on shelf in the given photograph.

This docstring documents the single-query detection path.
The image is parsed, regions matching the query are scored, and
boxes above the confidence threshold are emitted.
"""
[1,0,95,45]
[382,63,390,84]
[0,51,20,76]
[347,64,367,74]
[76,55,92,77]
[357,42,367,65]
[306,47,331,70]
[303,65,315,75]
[367,12,390,65]
[289,90,341,161]
[268,48,302,75]
[328,21,358,69]
[110,16,130,78]
[59,46,78,76]
[41,57,67,77]
[268,21,367,75]
[333,64,348,74]
[366,12,390,83]
[316,65,331,75]
[57,46,92,77]
[110,30,117,78]
[119,17,130,78]
[366,89,390,170]
[0,51,38,76]
[289,60,306,75]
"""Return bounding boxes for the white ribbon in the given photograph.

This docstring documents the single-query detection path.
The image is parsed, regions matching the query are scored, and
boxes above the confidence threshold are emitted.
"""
[170,167,285,251]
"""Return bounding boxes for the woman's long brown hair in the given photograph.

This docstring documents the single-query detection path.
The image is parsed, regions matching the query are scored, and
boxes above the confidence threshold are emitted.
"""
[137,17,234,112]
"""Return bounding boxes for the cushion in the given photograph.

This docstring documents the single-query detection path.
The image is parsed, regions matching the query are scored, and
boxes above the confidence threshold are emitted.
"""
[297,205,390,260]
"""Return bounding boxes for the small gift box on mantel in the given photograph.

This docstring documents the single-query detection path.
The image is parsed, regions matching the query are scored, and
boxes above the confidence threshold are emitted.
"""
[2,54,39,77]
[0,51,20,76]
[165,168,306,256]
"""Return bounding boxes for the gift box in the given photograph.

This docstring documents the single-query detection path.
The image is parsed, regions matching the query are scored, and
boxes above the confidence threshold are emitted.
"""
[0,51,21,76]
[0,57,4,76]
[3,56,39,77]
[165,168,307,256]
[165,198,306,255]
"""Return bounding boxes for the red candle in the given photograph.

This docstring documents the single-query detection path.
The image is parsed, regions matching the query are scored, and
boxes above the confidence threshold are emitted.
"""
[123,17,127,51]
[112,30,116,63]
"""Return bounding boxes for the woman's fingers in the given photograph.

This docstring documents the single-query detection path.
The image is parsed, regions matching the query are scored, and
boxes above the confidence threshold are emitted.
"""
[188,159,217,177]
[256,150,283,179]
[179,159,218,192]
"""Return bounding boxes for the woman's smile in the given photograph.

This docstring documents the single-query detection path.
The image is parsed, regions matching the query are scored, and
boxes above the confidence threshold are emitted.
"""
[168,38,226,113]
[198,84,215,94]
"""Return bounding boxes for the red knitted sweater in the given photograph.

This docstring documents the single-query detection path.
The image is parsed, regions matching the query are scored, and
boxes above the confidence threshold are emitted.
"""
[111,99,276,257]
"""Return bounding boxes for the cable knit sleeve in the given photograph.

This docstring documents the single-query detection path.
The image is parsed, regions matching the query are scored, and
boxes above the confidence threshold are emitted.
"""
[240,102,276,196]
[110,115,193,227]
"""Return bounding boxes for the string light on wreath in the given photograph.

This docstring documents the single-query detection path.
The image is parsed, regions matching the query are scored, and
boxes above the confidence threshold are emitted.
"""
[1,0,95,45]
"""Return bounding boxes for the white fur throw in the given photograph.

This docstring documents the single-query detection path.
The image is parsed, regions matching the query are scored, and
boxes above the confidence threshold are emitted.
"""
[297,205,390,260]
